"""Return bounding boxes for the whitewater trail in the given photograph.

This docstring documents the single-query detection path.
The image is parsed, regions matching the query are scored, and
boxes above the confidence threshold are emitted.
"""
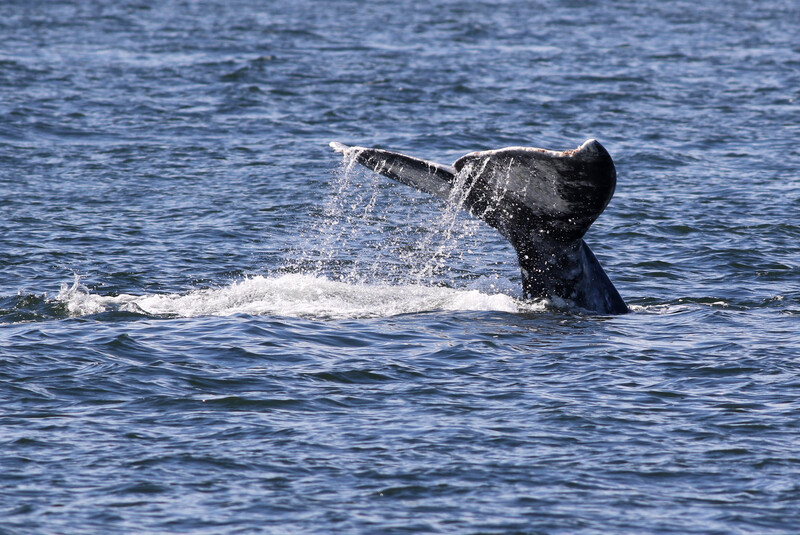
[56,273,542,320]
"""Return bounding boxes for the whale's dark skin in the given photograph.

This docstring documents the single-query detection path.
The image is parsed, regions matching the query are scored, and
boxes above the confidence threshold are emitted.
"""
[330,139,628,314]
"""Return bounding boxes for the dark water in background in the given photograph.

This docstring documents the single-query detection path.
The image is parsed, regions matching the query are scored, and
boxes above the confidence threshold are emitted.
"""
[2,0,799,533]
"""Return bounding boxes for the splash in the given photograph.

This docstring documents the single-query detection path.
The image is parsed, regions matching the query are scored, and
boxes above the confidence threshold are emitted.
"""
[55,152,534,320]
[56,273,541,319]
[287,152,504,289]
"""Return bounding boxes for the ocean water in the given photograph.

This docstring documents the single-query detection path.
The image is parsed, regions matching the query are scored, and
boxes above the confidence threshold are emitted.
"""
[1,0,799,533]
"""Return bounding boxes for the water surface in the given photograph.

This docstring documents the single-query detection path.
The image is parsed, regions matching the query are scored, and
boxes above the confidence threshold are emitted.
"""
[1,0,799,533]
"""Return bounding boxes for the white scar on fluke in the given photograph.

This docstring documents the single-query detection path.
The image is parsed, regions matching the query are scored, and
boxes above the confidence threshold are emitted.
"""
[330,139,628,314]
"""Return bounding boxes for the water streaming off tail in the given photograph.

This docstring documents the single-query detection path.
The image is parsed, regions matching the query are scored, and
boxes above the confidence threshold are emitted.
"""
[288,151,512,291]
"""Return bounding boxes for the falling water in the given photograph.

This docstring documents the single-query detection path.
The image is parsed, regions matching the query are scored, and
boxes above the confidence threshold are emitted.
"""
[289,150,497,291]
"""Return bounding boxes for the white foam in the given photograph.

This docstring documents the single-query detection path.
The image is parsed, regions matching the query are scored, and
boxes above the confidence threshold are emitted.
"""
[56,274,542,320]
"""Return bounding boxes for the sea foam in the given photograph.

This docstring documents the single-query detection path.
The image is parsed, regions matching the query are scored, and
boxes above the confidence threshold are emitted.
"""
[56,273,540,320]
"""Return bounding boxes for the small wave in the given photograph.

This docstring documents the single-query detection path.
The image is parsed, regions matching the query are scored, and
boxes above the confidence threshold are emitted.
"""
[56,274,540,320]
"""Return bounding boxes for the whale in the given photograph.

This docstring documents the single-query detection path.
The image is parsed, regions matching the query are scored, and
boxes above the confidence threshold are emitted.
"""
[329,139,628,314]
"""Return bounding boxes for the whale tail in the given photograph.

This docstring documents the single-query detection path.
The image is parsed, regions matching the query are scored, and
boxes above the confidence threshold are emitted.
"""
[329,140,628,314]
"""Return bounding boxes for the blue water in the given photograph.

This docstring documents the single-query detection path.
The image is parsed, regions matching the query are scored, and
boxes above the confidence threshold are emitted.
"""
[2,1,799,533]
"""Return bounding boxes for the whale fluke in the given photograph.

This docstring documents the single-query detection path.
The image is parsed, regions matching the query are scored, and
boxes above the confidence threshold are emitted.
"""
[329,140,628,314]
